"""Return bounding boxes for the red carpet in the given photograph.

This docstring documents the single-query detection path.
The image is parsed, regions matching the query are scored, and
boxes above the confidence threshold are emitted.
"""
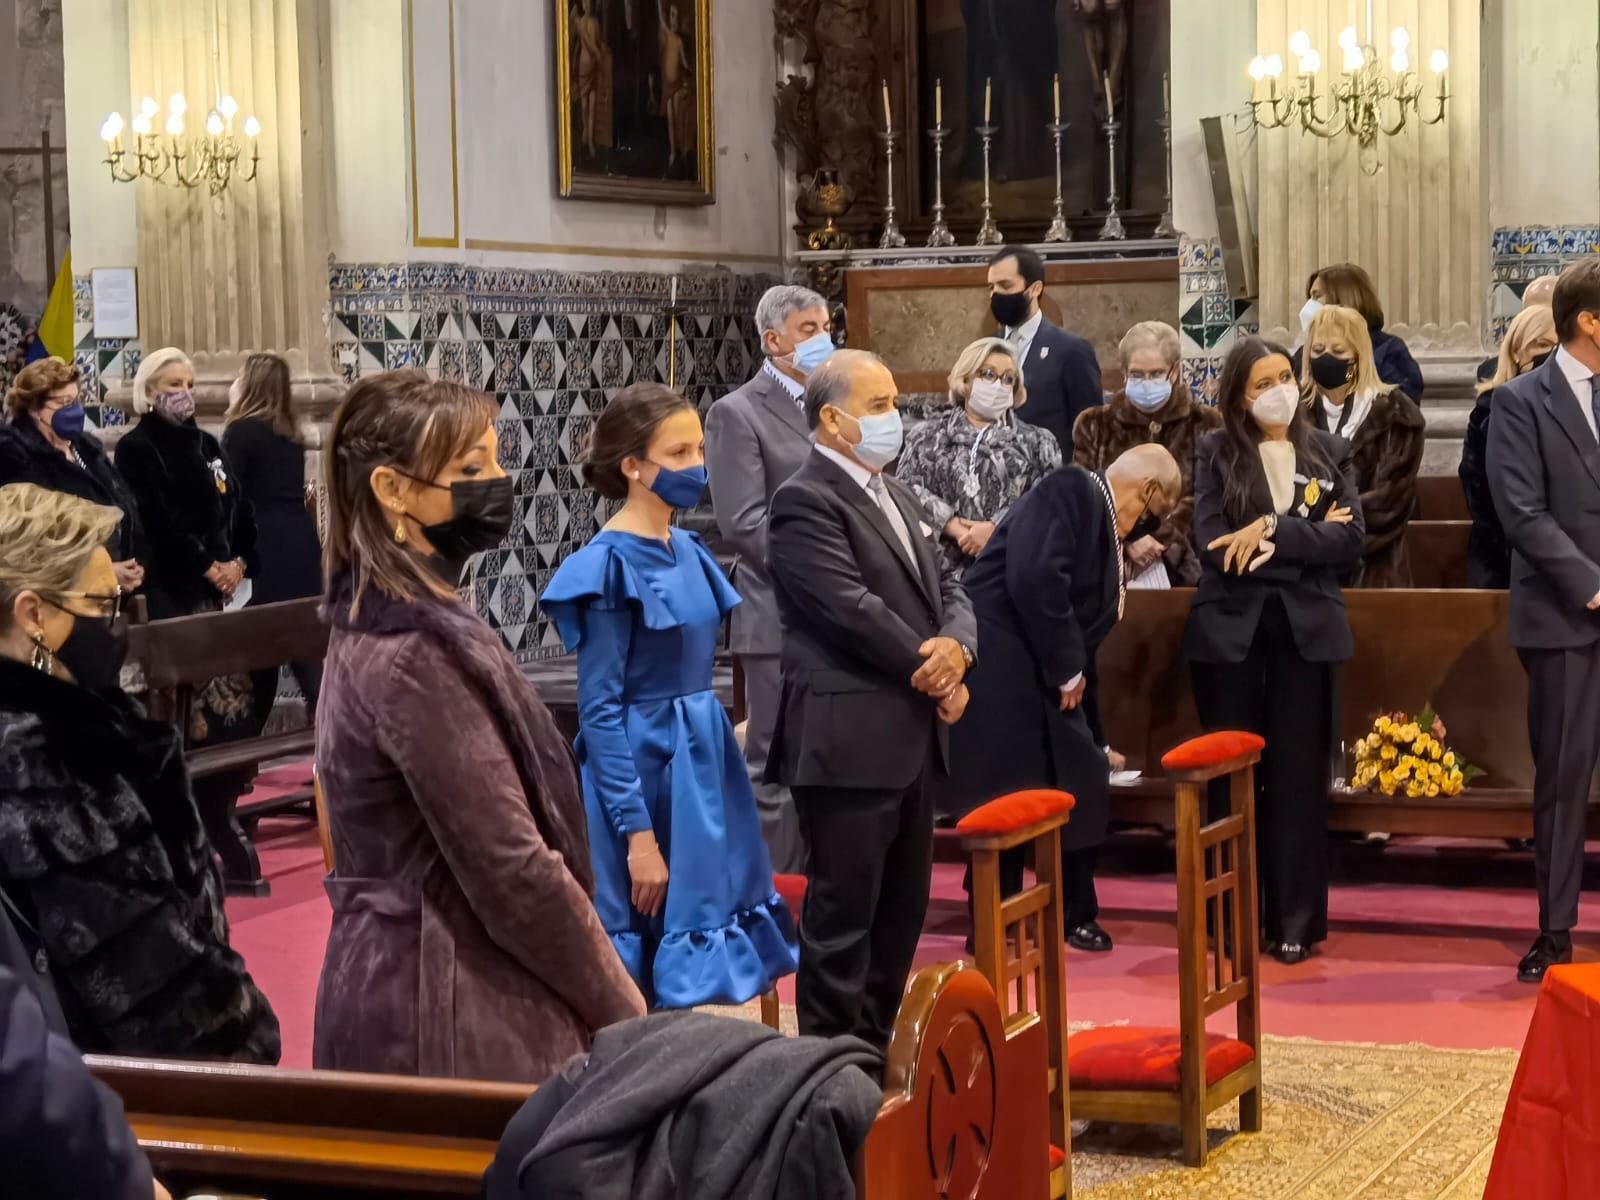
[228,773,1567,1067]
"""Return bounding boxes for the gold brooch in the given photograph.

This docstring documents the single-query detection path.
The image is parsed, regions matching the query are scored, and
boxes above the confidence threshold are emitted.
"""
[1303,478,1321,507]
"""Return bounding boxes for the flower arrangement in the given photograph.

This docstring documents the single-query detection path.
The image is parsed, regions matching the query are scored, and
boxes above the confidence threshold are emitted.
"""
[1351,706,1483,798]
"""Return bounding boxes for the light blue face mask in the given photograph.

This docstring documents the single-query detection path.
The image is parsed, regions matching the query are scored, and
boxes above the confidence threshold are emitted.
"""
[837,407,904,470]
[1125,378,1173,413]
[792,331,835,376]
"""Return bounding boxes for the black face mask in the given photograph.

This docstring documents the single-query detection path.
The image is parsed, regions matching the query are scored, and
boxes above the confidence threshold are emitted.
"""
[1309,352,1355,391]
[55,613,129,697]
[404,475,515,579]
[990,289,1033,330]
[1528,349,1555,373]
[1125,505,1162,544]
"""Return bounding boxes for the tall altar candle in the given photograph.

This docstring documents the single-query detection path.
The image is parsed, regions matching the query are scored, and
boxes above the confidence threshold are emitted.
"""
[1163,71,1170,116]
[935,78,943,126]
[882,80,892,131]
[984,77,992,124]
[1102,72,1114,118]
[670,275,677,308]
[1053,73,1060,123]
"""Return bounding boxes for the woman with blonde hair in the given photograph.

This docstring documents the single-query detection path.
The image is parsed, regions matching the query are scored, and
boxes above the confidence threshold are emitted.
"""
[315,369,642,1083]
[897,336,1060,573]
[0,355,145,594]
[1302,304,1425,587]
[0,482,278,1060]
[1460,304,1558,587]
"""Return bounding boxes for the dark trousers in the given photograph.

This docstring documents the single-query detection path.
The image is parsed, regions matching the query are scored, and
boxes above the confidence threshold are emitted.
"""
[1190,597,1335,947]
[793,768,934,1050]
[987,845,1100,928]
[1519,643,1600,933]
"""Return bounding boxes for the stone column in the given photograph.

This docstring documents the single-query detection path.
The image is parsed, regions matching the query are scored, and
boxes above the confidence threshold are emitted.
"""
[120,0,340,421]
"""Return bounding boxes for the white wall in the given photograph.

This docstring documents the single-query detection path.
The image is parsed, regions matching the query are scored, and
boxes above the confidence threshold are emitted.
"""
[365,0,786,271]
[327,0,409,263]
[1170,0,1256,241]
[60,0,136,272]
[1485,0,1600,228]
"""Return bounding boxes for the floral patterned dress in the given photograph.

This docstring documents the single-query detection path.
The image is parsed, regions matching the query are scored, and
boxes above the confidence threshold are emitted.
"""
[897,406,1062,573]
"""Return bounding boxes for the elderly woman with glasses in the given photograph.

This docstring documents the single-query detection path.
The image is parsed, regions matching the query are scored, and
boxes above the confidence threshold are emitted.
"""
[0,483,278,1061]
[897,336,1061,573]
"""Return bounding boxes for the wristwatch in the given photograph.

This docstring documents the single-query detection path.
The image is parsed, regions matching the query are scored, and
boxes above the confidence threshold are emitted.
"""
[1263,512,1279,537]
[959,641,976,670]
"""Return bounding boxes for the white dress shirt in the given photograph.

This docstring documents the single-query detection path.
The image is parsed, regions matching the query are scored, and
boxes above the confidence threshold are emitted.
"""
[762,359,806,409]
[1004,309,1045,365]
[1555,345,1599,442]
[1319,388,1374,440]
[813,443,874,492]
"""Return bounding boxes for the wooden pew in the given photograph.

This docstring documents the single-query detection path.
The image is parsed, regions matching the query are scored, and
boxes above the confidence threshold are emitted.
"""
[92,962,1048,1200]
[1094,588,1591,840]
[129,597,330,895]
[1416,474,1469,521]
[1399,520,1471,589]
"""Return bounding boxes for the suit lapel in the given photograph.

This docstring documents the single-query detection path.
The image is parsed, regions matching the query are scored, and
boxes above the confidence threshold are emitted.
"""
[753,368,810,438]
[815,454,937,607]
[885,475,941,611]
[1540,361,1600,491]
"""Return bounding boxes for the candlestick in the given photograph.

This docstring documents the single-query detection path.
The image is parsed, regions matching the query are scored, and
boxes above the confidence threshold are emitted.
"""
[1153,73,1177,239]
[1102,72,1114,119]
[974,122,1002,246]
[1044,118,1072,243]
[1098,116,1126,241]
[925,123,955,248]
[666,276,680,389]
[882,79,892,130]
[876,127,906,249]
[935,77,942,126]
[984,77,992,124]
[1053,73,1060,124]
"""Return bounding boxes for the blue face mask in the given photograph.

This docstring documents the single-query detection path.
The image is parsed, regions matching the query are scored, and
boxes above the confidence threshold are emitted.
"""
[792,331,835,376]
[648,463,708,509]
[49,402,86,439]
[1125,378,1173,413]
[837,408,904,470]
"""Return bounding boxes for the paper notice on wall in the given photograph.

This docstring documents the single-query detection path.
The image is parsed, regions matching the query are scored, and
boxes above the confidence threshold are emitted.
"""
[92,268,138,339]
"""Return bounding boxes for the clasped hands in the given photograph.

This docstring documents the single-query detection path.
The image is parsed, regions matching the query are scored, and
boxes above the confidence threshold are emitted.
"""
[205,558,245,598]
[943,516,995,558]
[911,635,969,724]
[1207,504,1352,575]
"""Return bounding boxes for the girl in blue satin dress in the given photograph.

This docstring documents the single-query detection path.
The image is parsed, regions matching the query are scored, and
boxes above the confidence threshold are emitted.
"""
[539,383,798,1008]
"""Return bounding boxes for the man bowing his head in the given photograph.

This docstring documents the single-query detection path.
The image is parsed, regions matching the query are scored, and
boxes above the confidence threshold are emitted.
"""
[765,349,978,1049]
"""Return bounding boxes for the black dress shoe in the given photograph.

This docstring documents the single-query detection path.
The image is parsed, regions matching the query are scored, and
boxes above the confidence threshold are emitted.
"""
[1068,921,1114,953]
[1272,942,1310,965]
[1517,933,1573,983]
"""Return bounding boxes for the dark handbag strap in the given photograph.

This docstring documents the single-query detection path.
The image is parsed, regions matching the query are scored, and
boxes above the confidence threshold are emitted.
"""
[0,882,50,979]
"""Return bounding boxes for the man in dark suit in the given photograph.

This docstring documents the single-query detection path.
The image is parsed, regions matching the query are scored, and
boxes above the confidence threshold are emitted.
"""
[1488,259,1600,982]
[987,244,1105,457]
[705,284,833,873]
[766,349,978,1049]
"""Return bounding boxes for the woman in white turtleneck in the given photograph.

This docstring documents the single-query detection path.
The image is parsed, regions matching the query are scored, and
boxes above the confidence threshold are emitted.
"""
[1302,305,1425,588]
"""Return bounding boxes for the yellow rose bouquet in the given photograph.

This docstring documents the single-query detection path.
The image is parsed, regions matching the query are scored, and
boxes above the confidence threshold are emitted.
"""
[1350,706,1483,799]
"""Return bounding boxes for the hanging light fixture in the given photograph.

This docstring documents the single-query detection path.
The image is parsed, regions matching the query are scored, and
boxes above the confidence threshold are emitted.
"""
[1245,2,1448,174]
[98,1,260,195]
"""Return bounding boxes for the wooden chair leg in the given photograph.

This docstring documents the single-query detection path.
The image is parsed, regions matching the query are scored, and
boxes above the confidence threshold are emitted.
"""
[1239,1085,1263,1133]
[759,988,780,1031]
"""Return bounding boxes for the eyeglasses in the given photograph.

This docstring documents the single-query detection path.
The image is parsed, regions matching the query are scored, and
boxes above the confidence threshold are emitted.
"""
[975,367,1019,388]
[1125,368,1175,383]
[45,587,124,622]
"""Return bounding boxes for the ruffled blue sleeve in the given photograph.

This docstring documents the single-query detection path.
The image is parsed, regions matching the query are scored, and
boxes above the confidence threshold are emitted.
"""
[540,541,677,651]
[678,528,742,619]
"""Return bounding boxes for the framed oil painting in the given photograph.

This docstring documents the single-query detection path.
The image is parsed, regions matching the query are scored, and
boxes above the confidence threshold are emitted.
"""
[555,0,715,204]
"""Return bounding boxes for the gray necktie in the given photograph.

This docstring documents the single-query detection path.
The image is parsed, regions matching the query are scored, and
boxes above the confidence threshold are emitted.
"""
[867,474,917,563]
[1590,375,1600,444]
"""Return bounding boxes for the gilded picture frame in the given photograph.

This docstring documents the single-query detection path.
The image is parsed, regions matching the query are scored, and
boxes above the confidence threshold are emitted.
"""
[555,0,715,205]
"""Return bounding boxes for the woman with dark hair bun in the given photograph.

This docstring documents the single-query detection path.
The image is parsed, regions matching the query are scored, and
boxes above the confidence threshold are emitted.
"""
[1184,337,1365,966]
[540,382,797,1009]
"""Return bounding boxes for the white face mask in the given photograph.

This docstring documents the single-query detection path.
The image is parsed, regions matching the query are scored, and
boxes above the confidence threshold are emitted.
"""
[1250,382,1301,428]
[1299,297,1325,332]
[966,378,1014,421]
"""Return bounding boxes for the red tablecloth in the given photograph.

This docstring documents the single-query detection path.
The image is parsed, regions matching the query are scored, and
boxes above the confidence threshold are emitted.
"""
[1485,964,1600,1198]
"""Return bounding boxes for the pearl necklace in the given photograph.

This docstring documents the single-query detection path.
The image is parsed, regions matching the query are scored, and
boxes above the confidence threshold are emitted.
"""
[1091,472,1126,621]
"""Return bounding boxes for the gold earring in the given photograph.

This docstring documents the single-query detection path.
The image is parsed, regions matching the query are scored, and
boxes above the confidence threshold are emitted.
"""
[394,521,407,544]
[29,632,52,674]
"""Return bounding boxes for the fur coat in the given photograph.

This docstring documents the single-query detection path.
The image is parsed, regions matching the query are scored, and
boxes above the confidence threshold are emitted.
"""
[1308,388,1425,588]
[1071,383,1222,585]
[313,572,645,1084]
[0,658,279,1062]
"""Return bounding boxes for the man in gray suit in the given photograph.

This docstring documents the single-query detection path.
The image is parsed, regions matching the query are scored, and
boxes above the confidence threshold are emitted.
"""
[1489,258,1600,983]
[705,284,834,872]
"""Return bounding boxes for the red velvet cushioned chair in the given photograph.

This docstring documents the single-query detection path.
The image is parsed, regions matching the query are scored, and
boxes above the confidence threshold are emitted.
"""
[1068,732,1266,1168]
[957,790,1075,1198]
[759,875,809,1032]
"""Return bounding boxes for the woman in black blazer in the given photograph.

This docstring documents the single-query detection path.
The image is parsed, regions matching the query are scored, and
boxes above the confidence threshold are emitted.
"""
[222,353,323,714]
[1185,337,1365,965]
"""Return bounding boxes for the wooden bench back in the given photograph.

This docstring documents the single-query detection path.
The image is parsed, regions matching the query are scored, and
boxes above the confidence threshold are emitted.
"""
[1098,589,1531,788]
[1403,520,1470,589]
[128,597,330,689]
[92,963,1048,1200]
[1416,474,1468,521]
